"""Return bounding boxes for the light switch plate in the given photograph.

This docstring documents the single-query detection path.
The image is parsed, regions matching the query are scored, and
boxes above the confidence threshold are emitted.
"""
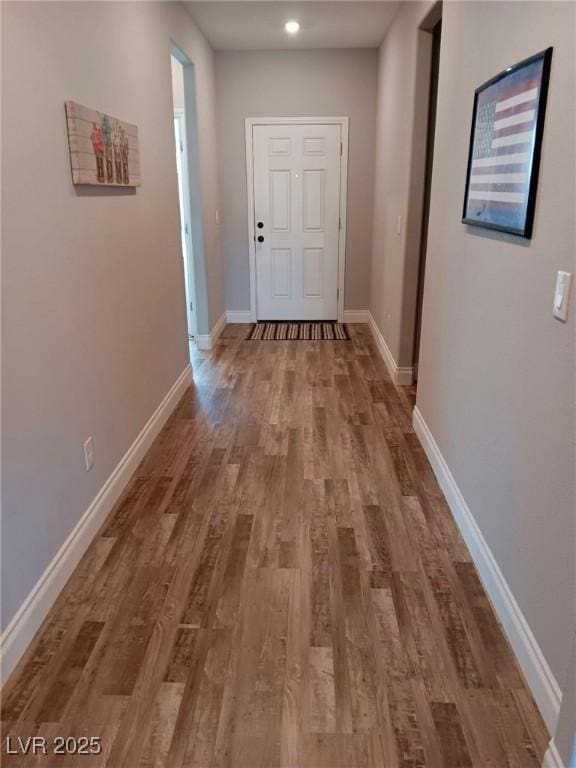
[553,271,573,322]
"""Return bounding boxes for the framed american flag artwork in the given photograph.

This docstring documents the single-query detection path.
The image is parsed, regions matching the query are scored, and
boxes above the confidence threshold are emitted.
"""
[462,48,552,238]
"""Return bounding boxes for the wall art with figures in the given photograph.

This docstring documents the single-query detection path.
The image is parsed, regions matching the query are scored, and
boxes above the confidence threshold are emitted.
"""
[65,101,141,187]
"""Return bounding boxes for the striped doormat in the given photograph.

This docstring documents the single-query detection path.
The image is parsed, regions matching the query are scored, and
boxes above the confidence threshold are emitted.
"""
[248,321,349,341]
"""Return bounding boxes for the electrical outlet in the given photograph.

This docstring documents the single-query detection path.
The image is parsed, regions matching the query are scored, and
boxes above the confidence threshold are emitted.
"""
[83,436,95,471]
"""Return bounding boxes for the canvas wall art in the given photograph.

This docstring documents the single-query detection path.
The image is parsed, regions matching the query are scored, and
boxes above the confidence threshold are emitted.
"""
[462,48,552,238]
[65,101,141,187]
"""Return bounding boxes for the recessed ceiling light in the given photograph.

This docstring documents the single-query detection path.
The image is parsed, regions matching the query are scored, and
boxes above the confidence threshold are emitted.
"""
[285,20,300,34]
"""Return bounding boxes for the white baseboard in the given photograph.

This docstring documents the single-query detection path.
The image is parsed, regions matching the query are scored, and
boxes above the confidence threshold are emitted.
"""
[196,312,226,351]
[0,364,192,686]
[412,406,562,735]
[225,310,252,324]
[343,309,370,324]
[543,740,566,768]
[367,311,413,386]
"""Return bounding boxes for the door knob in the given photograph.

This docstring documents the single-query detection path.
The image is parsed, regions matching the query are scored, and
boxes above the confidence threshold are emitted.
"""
[257,221,264,229]
[257,235,264,243]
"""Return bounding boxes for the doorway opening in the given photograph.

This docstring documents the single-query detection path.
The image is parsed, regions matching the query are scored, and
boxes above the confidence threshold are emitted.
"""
[170,52,196,351]
[413,14,442,386]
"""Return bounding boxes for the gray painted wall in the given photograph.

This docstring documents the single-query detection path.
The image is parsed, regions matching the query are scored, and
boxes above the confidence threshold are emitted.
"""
[1,0,222,629]
[370,1,433,367]
[215,49,378,313]
[371,0,575,745]
[415,0,575,705]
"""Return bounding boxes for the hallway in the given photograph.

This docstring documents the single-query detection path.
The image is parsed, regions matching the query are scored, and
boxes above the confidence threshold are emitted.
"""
[1,326,548,767]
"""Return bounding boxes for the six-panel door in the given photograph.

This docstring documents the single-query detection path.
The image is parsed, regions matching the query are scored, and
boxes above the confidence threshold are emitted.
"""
[253,124,341,320]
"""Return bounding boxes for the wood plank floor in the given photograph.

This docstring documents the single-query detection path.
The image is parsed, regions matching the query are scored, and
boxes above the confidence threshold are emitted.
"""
[1,324,548,767]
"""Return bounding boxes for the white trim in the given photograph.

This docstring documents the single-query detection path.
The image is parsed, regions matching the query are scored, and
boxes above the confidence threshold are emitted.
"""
[542,740,566,768]
[225,310,252,324]
[337,120,349,324]
[367,311,414,386]
[343,310,370,324]
[412,406,562,734]
[0,364,192,685]
[195,311,226,351]
[245,118,257,323]
[245,116,349,324]
[174,107,197,339]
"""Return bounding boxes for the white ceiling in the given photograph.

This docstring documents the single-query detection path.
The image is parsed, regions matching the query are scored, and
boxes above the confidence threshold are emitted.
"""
[184,1,400,50]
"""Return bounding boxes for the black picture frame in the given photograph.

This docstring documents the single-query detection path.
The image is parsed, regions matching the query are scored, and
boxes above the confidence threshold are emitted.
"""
[462,47,553,239]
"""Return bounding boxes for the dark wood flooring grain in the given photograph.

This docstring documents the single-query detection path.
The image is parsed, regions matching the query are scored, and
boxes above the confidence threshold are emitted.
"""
[1,324,548,767]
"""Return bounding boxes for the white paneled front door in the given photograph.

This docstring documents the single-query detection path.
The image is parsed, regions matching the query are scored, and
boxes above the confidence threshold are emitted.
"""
[252,123,342,320]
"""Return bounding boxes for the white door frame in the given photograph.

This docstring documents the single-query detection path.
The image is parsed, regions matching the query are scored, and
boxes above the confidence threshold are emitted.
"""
[245,116,349,323]
[174,108,197,338]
